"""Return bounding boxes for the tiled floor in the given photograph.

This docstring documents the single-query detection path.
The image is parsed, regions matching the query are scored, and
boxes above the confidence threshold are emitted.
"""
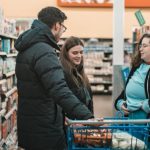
[93,95,113,118]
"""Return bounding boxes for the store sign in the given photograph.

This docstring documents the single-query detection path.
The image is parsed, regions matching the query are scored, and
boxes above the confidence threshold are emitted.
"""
[57,0,150,8]
[135,10,145,26]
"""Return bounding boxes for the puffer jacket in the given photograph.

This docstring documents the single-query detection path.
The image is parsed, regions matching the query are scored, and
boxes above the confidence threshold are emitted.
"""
[15,19,93,150]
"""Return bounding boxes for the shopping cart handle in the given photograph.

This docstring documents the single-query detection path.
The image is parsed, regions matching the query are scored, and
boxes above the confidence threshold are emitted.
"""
[66,118,150,125]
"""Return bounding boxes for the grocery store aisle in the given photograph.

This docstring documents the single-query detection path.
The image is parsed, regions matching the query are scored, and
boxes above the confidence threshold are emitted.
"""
[93,95,113,118]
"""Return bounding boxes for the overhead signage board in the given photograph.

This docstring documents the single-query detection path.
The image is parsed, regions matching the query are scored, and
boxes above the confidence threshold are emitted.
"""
[57,0,150,8]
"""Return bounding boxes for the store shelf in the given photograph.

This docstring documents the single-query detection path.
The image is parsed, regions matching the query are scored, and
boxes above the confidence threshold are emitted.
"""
[84,40,113,94]
[90,81,112,85]
[0,52,17,57]
[84,65,103,68]
[7,53,17,57]
[4,106,17,120]
[0,51,7,56]
[4,71,15,78]
[0,139,4,147]
[3,86,17,98]
[0,34,17,40]
[0,12,18,149]
[0,79,6,84]
[0,109,6,116]
[95,73,112,76]
[86,72,112,76]
[102,58,112,61]
[0,126,17,147]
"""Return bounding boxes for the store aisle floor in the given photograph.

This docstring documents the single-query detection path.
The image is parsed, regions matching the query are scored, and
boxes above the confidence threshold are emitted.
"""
[93,95,113,118]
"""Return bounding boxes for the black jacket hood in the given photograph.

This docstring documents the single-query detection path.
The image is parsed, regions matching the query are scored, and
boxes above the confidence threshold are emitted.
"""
[15,19,60,52]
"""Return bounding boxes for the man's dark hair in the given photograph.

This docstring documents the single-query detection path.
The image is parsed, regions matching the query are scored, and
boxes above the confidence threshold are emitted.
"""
[38,7,67,28]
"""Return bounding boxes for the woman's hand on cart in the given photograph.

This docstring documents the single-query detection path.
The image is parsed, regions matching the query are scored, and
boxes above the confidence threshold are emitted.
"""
[121,103,130,115]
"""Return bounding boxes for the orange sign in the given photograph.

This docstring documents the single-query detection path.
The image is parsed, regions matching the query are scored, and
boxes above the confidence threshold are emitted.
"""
[57,0,150,8]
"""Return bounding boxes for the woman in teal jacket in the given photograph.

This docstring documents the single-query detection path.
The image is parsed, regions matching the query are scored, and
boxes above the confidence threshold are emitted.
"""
[115,33,150,119]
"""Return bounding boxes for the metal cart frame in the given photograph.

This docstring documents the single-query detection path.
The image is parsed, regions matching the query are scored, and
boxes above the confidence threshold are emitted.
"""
[66,118,150,150]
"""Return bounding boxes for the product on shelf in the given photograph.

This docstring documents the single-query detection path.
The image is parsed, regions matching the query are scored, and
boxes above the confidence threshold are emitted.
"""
[83,41,112,94]
[2,119,7,140]
[0,80,7,94]
[0,26,18,148]
[0,57,3,79]
[2,39,11,53]
[132,25,150,51]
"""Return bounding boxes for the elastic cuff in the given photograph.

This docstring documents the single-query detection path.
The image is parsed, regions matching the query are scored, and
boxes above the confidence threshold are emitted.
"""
[142,100,150,113]
[117,100,125,111]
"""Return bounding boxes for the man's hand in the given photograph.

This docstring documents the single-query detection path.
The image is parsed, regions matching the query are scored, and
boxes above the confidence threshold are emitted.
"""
[86,118,104,126]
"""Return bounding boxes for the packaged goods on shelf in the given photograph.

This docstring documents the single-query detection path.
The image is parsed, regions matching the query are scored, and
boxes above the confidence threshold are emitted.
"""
[133,25,150,44]
[0,35,17,136]
[0,80,7,94]
[0,57,3,79]
[108,85,113,92]
[0,11,18,149]
[6,77,13,90]
[91,85,105,92]
[96,85,105,91]
[2,39,10,53]
[2,19,16,36]
[4,58,15,73]
[83,39,112,94]
[2,119,7,140]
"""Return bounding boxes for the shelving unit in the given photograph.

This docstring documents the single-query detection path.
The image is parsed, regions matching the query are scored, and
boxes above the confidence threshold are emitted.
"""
[84,50,112,94]
[132,25,150,51]
[0,33,18,150]
[83,38,132,95]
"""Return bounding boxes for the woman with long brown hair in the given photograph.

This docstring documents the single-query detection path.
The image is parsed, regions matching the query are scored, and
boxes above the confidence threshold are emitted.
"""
[60,36,93,119]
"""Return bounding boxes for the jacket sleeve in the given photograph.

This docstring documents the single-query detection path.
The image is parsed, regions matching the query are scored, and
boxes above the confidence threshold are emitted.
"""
[114,90,125,110]
[88,100,94,114]
[33,44,94,120]
[142,99,150,113]
[87,86,94,114]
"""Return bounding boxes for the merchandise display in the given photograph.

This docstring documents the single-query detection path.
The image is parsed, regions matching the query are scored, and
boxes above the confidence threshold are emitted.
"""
[0,8,18,149]
[132,25,150,51]
[84,50,112,94]
[83,38,132,94]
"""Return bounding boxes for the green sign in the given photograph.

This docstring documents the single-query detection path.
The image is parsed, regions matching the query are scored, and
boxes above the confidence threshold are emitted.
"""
[135,10,145,26]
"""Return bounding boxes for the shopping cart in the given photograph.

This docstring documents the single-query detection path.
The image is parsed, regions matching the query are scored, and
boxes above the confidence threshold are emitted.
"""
[66,117,150,150]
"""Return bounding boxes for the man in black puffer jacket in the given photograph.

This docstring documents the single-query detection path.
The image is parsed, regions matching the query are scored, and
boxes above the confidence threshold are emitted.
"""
[15,7,94,150]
